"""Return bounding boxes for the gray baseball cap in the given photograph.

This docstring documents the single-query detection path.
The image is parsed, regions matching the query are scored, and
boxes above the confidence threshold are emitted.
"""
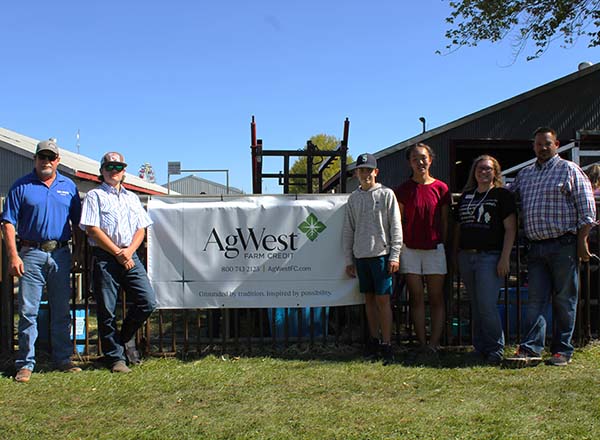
[36,139,59,156]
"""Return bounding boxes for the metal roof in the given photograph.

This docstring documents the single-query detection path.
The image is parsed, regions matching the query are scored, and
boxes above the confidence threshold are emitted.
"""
[0,127,170,195]
[163,174,244,195]
[373,62,600,160]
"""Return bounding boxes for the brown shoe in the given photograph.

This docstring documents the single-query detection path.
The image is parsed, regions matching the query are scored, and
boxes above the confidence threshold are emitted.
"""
[15,368,32,383]
[57,362,82,373]
[111,360,132,374]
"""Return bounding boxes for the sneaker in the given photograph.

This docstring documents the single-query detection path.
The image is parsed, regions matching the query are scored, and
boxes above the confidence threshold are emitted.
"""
[111,360,132,374]
[14,368,32,383]
[413,345,439,365]
[381,343,394,366]
[57,362,82,373]
[545,353,572,367]
[505,347,542,366]
[484,354,502,366]
[364,337,381,361]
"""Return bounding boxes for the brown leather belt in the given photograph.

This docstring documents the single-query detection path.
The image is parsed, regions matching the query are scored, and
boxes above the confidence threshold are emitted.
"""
[20,239,69,252]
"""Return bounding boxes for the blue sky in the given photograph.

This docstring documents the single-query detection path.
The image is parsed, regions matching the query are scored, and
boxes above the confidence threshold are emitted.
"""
[1,0,598,193]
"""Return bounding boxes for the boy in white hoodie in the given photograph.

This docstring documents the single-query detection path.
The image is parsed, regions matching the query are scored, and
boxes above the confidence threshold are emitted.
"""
[343,153,402,364]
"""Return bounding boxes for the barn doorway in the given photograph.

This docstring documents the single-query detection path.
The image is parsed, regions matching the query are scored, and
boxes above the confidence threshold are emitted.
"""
[451,140,534,192]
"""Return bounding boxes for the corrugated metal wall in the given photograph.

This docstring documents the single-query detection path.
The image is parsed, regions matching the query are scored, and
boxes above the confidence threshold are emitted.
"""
[166,176,243,195]
[0,149,101,198]
[0,150,35,197]
[376,68,600,192]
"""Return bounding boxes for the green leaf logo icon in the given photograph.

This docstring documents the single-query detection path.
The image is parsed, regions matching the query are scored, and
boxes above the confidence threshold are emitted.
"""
[298,213,327,241]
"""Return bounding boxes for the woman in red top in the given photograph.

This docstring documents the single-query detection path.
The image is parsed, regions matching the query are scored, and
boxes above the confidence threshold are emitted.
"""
[395,143,451,355]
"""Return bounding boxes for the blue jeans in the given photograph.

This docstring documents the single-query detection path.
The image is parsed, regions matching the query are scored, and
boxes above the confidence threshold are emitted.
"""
[458,250,504,360]
[16,246,73,371]
[521,235,578,357]
[92,248,157,364]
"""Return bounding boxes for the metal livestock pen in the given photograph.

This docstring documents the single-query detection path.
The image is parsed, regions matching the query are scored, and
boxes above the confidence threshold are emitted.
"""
[1,204,599,360]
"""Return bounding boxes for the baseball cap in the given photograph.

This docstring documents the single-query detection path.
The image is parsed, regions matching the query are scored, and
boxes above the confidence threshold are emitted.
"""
[100,152,127,168]
[355,153,377,169]
[36,139,59,156]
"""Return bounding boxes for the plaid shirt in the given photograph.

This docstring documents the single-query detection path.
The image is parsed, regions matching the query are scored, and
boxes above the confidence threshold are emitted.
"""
[511,154,596,241]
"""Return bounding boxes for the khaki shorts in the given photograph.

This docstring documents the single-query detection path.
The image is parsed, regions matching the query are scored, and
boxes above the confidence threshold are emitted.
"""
[400,243,447,275]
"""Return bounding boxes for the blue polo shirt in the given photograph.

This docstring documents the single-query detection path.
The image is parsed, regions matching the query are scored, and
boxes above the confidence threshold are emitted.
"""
[1,170,81,242]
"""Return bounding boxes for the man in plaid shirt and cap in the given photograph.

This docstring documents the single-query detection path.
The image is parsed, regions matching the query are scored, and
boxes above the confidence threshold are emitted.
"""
[80,151,157,373]
[507,127,596,367]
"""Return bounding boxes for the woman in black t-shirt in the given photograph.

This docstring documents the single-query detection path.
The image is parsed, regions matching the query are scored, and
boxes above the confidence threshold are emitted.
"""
[454,155,516,364]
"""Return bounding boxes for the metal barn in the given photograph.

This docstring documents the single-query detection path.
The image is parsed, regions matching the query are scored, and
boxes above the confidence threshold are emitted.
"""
[0,127,170,197]
[163,174,243,195]
[364,63,600,192]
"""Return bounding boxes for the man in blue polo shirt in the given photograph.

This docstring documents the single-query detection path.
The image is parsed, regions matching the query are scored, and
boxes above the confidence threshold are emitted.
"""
[1,139,82,382]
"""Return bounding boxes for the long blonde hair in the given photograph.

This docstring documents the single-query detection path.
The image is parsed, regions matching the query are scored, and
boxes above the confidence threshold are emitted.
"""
[463,155,503,192]
[586,164,600,190]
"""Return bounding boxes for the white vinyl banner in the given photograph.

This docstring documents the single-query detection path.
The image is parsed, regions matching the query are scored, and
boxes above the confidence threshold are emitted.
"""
[147,195,362,309]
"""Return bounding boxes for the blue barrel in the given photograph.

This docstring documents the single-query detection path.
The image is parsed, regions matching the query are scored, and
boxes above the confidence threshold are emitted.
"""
[37,301,86,353]
[268,307,329,338]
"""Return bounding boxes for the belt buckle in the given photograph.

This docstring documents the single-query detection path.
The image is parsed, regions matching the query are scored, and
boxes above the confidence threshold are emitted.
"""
[40,240,58,252]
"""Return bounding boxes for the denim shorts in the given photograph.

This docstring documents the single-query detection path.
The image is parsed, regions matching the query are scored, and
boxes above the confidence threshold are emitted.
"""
[355,255,392,295]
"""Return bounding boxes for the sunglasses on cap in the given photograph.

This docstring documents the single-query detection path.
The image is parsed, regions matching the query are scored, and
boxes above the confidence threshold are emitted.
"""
[37,152,58,161]
[104,164,125,172]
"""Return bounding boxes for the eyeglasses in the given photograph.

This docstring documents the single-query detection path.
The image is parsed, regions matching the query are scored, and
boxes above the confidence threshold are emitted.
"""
[104,164,125,172]
[37,153,57,161]
[476,166,494,172]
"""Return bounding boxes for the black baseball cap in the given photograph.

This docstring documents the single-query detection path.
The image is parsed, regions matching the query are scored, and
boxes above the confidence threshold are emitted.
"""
[355,153,377,169]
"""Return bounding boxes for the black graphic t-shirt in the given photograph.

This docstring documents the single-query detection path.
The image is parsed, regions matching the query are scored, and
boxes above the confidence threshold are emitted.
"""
[455,187,516,251]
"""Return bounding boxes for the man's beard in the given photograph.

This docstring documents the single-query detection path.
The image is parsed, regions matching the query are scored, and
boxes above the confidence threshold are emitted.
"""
[39,167,53,178]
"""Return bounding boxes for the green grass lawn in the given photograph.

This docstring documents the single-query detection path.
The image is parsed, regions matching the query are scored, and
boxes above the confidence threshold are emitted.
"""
[1,343,599,440]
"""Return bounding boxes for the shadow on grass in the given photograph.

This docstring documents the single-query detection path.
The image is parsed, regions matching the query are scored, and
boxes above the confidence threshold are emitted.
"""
[146,342,512,370]
[0,349,115,379]
[1,341,569,377]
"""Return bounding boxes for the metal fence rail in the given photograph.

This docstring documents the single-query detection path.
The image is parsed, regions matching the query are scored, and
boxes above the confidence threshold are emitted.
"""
[1,214,599,359]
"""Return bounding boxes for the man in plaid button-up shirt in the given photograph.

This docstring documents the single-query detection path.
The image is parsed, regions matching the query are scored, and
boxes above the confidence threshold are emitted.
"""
[80,151,157,373]
[507,127,596,367]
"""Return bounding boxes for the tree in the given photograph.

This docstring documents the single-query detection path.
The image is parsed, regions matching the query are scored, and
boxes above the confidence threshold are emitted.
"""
[442,0,600,60]
[288,134,353,194]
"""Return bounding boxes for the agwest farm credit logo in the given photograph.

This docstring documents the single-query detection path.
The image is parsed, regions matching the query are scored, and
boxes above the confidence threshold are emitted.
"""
[203,213,327,259]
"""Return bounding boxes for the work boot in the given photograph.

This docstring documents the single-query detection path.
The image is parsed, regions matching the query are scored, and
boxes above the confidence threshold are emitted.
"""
[14,368,32,383]
[123,338,142,365]
[111,360,132,374]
